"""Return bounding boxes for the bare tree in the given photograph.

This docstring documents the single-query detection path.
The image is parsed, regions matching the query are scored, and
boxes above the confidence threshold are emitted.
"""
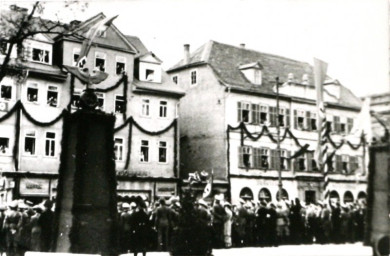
[0,1,86,83]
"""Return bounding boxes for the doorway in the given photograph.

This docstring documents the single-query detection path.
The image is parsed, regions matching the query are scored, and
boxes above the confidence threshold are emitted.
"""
[305,190,316,205]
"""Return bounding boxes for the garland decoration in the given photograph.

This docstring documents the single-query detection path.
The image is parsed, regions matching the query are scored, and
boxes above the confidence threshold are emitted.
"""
[95,74,127,93]
[20,104,67,127]
[114,117,178,172]
[67,74,75,111]
[13,108,21,171]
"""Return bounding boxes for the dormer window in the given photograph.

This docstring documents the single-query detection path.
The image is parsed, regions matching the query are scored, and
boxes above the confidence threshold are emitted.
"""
[287,73,294,83]
[146,69,155,81]
[138,52,162,83]
[239,62,263,85]
[302,74,309,85]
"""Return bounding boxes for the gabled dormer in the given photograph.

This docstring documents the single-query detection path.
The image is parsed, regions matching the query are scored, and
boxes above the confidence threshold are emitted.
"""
[135,52,163,83]
[239,62,263,85]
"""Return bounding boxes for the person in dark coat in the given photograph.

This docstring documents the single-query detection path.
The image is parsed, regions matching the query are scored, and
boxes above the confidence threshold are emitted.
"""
[235,199,247,247]
[211,195,226,249]
[265,203,277,247]
[154,198,172,251]
[38,200,54,252]
[255,201,268,246]
[130,197,151,256]
[330,202,341,244]
[3,201,22,256]
[289,198,304,245]
[119,202,132,253]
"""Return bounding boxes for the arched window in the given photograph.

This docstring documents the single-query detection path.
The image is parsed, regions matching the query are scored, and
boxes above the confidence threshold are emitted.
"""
[258,188,272,202]
[329,190,340,203]
[343,191,354,203]
[358,191,367,200]
[239,187,253,200]
[276,189,289,201]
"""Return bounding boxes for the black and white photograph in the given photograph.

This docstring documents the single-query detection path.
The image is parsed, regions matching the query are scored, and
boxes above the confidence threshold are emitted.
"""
[0,0,389,255]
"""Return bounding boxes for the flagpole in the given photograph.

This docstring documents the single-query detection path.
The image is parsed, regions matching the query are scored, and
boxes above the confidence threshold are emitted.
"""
[275,77,283,201]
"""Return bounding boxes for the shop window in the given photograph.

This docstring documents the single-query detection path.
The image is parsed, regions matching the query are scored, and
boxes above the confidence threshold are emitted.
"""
[172,75,178,84]
[146,69,155,81]
[72,89,82,108]
[116,56,126,75]
[140,140,149,162]
[158,141,167,163]
[115,95,125,114]
[24,131,36,155]
[159,101,167,118]
[1,85,12,100]
[114,138,123,161]
[238,146,252,168]
[47,86,58,107]
[237,102,251,123]
[95,52,106,72]
[27,84,38,103]
[96,92,104,111]
[190,70,197,85]
[45,132,55,157]
[141,99,150,117]
[32,48,49,64]
[0,137,9,154]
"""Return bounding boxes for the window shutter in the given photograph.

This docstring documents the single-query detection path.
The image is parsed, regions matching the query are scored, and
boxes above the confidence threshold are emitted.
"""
[237,102,242,122]
[347,118,354,133]
[333,116,340,133]
[306,111,311,131]
[307,152,312,171]
[238,146,244,167]
[286,151,291,170]
[286,109,290,127]
[293,154,299,173]
[335,155,342,172]
[294,110,298,129]
[270,149,276,169]
[326,153,333,172]
[253,148,259,169]
[252,104,258,124]
[269,107,276,126]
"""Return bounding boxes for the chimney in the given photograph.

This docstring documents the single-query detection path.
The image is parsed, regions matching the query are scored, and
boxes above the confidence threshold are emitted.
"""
[240,43,246,48]
[183,44,190,65]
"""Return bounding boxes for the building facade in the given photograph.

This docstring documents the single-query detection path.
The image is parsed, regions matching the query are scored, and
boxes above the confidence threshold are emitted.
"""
[168,41,367,205]
[0,12,184,205]
[365,93,390,140]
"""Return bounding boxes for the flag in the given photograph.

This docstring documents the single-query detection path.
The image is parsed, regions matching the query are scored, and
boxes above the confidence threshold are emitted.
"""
[76,15,118,68]
[313,58,330,199]
[202,169,213,199]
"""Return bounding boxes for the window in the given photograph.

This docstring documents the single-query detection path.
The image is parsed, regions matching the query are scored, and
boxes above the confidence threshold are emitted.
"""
[140,140,149,162]
[280,150,290,170]
[116,56,126,75]
[141,99,150,117]
[349,156,359,173]
[27,84,38,103]
[45,132,55,157]
[294,152,306,172]
[278,108,285,127]
[158,141,167,163]
[172,75,178,84]
[190,70,197,85]
[269,107,290,127]
[146,69,155,81]
[309,112,317,131]
[239,146,252,168]
[341,155,349,174]
[260,105,268,124]
[294,110,305,130]
[72,89,82,108]
[114,95,125,114]
[347,118,354,133]
[159,101,167,118]
[307,152,318,172]
[1,85,12,100]
[24,131,36,155]
[237,102,251,123]
[73,48,80,66]
[0,41,7,55]
[114,138,123,161]
[0,137,9,155]
[47,86,58,107]
[32,48,49,64]
[96,92,105,111]
[326,119,333,133]
[95,52,106,72]
[260,148,269,169]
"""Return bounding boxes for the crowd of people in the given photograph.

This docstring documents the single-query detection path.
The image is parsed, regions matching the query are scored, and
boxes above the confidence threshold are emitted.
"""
[0,194,366,256]
[117,194,367,255]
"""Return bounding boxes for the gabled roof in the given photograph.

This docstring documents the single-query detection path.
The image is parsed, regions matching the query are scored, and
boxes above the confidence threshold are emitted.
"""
[138,52,163,64]
[125,35,149,57]
[168,40,361,109]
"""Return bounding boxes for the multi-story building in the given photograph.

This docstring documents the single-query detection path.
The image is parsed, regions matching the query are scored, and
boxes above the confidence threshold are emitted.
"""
[365,93,390,139]
[167,41,367,205]
[0,12,184,205]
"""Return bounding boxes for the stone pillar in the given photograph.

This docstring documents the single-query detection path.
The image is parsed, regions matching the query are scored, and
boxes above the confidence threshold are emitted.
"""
[53,110,118,255]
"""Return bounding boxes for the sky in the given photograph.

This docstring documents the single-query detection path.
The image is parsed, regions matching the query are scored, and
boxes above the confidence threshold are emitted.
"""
[2,0,390,97]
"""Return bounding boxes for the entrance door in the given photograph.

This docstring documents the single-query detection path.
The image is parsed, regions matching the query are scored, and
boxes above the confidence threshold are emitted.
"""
[305,190,316,204]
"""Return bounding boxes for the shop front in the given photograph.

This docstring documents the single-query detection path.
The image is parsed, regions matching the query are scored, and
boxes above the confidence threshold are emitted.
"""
[18,177,56,205]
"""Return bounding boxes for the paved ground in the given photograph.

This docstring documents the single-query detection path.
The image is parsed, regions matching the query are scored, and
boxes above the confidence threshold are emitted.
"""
[124,243,372,256]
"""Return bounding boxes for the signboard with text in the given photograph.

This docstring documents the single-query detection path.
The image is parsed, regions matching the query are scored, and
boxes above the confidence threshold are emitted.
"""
[156,183,176,197]
[19,178,50,196]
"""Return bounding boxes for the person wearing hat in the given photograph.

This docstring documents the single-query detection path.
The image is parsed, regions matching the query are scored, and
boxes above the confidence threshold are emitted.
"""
[38,199,54,252]
[211,194,226,249]
[3,200,22,255]
[196,199,212,255]
[119,202,132,253]
[29,206,42,252]
[129,196,150,256]
[255,200,268,246]
[235,198,248,247]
